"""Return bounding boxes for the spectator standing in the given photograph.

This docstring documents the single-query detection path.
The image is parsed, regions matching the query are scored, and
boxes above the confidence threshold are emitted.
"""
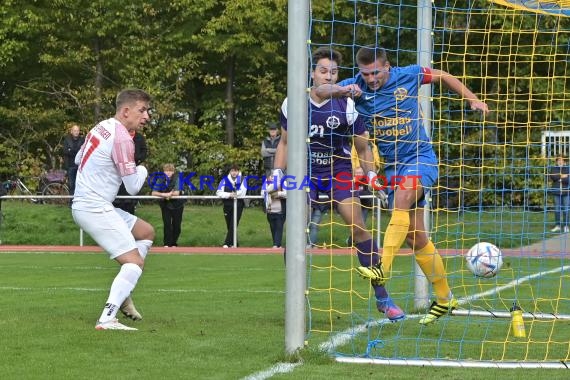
[216,164,247,248]
[113,130,148,214]
[151,163,185,247]
[261,184,286,248]
[261,123,281,178]
[63,124,85,195]
[549,156,570,233]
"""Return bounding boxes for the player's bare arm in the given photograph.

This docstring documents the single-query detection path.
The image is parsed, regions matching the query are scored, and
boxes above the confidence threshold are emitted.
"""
[273,128,288,171]
[269,128,287,191]
[430,68,489,114]
[353,133,375,175]
[315,83,362,99]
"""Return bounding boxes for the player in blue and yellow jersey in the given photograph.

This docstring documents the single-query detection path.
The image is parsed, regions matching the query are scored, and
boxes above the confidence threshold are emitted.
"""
[317,45,489,325]
[272,46,405,321]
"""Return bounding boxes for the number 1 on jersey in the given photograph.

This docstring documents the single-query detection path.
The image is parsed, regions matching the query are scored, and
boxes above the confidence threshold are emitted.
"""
[79,133,101,171]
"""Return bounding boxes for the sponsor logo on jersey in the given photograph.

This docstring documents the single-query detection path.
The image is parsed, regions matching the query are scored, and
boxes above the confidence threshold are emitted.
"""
[394,87,408,101]
[325,115,340,129]
[371,116,412,128]
[375,124,412,137]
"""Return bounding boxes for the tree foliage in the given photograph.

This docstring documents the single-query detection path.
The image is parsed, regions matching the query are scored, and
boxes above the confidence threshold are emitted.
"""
[0,0,286,182]
[1,0,568,209]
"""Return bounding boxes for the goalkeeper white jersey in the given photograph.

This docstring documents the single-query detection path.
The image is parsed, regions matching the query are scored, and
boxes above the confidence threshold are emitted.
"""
[72,118,137,212]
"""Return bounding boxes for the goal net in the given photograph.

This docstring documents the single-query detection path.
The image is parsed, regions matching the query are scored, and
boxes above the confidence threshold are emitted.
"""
[306,0,570,368]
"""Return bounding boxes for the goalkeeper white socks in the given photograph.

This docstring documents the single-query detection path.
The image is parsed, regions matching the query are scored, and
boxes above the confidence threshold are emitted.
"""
[136,239,153,259]
[98,263,143,323]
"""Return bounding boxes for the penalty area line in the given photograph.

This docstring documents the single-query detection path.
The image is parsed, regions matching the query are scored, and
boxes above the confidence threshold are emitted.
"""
[243,263,569,378]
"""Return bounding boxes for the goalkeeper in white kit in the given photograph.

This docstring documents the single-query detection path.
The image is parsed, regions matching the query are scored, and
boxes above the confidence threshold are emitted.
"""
[72,89,155,330]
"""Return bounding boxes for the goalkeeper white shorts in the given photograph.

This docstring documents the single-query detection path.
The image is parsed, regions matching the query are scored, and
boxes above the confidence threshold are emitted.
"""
[72,207,138,259]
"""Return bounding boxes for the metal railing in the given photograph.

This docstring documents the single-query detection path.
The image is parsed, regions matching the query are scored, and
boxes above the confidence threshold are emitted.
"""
[0,194,381,247]
[0,194,263,247]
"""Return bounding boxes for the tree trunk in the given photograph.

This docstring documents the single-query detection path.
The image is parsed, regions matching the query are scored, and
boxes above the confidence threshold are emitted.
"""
[94,37,103,122]
[225,55,235,146]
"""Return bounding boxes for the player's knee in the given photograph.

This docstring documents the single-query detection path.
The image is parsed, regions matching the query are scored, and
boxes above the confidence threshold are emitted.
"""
[145,225,155,241]
[407,233,428,250]
[116,250,145,269]
[132,219,155,242]
[140,222,155,241]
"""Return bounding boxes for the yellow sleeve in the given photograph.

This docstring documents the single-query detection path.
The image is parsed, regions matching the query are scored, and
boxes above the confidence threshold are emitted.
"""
[351,143,360,171]
[372,144,382,170]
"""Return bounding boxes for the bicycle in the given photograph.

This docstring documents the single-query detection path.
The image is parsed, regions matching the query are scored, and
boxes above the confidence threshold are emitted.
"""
[38,170,70,205]
[2,171,70,205]
[2,176,39,203]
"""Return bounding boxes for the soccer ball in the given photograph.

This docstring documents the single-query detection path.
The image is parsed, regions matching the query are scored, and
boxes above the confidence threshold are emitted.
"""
[465,242,503,278]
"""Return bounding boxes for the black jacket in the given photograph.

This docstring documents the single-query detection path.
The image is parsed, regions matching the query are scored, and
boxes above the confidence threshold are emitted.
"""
[549,165,570,195]
[261,135,281,171]
[157,174,185,210]
[132,132,148,166]
[63,135,85,169]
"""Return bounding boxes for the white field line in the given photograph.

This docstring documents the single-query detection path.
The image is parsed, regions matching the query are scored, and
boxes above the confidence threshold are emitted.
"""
[0,265,279,272]
[243,263,570,379]
[0,286,104,292]
[241,362,303,380]
[2,262,567,378]
[0,266,109,270]
[0,286,283,294]
[458,265,569,305]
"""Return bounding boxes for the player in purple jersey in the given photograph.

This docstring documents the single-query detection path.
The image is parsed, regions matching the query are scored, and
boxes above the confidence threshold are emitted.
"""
[271,46,404,321]
[317,45,489,324]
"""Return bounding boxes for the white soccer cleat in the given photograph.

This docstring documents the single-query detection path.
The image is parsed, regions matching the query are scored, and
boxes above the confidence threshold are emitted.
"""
[120,296,143,321]
[95,318,138,331]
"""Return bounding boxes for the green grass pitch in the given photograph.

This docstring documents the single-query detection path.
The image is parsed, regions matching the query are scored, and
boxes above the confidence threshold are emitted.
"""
[1,252,568,379]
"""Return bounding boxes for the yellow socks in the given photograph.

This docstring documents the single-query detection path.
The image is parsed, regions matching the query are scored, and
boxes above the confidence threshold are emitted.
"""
[415,241,451,303]
[381,210,410,274]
